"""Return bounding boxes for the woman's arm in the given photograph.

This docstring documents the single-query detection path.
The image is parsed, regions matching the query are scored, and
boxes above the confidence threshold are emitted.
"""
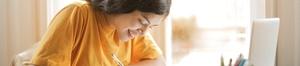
[129,56,165,66]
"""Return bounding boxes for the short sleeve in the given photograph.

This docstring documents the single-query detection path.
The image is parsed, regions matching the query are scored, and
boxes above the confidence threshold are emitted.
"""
[130,33,163,64]
[31,3,86,66]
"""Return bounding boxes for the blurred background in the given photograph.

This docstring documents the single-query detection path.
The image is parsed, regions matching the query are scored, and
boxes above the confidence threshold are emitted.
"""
[170,0,249,65]
[0,0,300,66]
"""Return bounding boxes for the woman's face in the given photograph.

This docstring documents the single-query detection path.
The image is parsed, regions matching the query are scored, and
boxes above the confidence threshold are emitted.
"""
[111,10,165,41]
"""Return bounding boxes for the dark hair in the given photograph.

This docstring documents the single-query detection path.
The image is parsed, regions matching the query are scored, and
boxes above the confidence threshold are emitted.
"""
[87,0,171,15]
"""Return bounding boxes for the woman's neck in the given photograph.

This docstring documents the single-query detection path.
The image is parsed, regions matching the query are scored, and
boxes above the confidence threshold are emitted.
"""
[105,14,118,28]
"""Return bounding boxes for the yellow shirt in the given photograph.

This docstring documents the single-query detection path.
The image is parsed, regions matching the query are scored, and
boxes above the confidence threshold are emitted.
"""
[31,1,162,66]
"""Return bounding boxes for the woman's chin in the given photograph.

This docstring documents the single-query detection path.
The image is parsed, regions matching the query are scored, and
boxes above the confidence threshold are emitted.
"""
[118,32,135,41]
[119,36,132,41]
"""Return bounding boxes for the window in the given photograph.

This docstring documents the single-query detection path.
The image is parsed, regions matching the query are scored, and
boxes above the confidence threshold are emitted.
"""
[170,0,250,66]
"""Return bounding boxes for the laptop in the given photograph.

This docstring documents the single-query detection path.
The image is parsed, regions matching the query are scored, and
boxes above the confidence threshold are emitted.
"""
[248,18,280,66]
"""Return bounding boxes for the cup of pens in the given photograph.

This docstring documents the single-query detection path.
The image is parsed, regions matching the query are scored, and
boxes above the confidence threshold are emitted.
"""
[221,54,248,66]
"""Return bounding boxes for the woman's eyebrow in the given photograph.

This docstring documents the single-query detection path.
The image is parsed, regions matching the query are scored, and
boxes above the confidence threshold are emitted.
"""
[142,15,151,24]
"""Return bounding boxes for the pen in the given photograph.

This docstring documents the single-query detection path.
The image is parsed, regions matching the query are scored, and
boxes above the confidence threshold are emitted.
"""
[112,53,124,66]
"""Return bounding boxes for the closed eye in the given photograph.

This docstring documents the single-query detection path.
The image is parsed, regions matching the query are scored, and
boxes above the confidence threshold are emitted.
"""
[138,19,147,25]
[142,15,151,25]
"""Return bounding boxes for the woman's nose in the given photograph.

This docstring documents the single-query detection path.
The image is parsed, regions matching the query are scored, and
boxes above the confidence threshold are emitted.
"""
[136,29,145,35]
[137,26,150,35]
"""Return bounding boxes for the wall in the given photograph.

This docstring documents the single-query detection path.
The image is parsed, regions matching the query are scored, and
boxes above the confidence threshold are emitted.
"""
[251,0,266,19]
[266,0,277,17]
[0,0,9,65]
[295,0,300,65]
[275,0,300,66]
[0,0,47,66]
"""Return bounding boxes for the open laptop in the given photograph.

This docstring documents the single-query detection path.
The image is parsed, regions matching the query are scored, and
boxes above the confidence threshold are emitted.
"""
[248,18,280,66]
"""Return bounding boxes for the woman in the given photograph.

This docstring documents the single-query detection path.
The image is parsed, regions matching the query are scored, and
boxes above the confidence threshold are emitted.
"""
[31,0,171,66]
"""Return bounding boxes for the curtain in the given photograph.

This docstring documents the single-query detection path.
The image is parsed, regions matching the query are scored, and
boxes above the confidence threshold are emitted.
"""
[0,0,47,66]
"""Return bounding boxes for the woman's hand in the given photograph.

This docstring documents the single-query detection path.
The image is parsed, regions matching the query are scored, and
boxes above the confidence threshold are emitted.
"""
[129,56,166,66]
